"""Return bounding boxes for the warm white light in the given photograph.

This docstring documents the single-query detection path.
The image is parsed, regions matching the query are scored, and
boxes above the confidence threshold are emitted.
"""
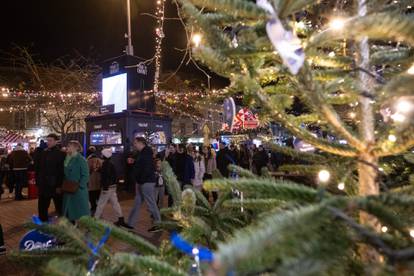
[295,21,306,30]
[329,18,345,30]
[328,51,335,58]
[391,113,406,122]
[2,93,8,97]
[388,134,397,142]
[408,64,414,75]
[318,169,331,183]
[396,100,412,113]
[192,248,199,255]
[192,33,202,47]
[381,226,388,233]
[349,112,356,119]
[337,182,345,190]
[410,229,414,238]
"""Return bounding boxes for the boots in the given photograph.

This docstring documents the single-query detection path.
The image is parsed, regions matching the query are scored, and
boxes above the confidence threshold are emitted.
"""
[114,217,133,230]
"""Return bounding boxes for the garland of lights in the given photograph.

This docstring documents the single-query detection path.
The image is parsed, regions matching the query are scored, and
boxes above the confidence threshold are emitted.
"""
[153,0,166,94]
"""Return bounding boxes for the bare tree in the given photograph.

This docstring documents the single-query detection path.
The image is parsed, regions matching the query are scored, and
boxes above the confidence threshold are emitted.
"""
[2,47,101,135]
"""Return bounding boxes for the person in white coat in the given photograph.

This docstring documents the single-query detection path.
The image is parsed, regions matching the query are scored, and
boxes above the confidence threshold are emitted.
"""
[191,150,205,191]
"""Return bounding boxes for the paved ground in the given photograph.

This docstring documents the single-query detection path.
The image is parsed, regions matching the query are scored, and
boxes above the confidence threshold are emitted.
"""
[0,188,168,275]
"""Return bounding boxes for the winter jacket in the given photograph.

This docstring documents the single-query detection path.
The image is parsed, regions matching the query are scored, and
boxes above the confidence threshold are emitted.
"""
[35,146,66,197]
[63,153,90,221]
[134,146,156,184]
[192,157,205,188]
[8,150,32,170]
[101,158,117,190]
[88,156,102,191]
[216,148,233,177]
[205,157,217,175]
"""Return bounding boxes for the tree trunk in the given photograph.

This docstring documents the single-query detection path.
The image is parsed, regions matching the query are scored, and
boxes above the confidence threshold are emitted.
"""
[356,0,381,270]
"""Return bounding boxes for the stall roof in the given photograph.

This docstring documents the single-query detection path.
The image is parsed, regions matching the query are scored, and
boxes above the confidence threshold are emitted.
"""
[0,131,28,144]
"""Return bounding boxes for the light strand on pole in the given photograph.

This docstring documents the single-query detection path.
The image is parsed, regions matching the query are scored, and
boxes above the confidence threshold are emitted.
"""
[153,0,166,94]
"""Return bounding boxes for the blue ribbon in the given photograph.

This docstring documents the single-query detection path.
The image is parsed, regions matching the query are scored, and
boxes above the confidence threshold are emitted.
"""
[32,215,44,225]
[87,227,111,271]
[170,232,214,262]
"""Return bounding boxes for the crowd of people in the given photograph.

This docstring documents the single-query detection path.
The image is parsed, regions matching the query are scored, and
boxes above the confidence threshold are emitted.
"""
[0,134,282,255]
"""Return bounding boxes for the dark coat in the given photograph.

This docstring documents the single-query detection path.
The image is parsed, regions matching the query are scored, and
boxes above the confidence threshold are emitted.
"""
[101,158,117,190]
[35,146,65,197]
[8,150,32,170]
[174,153,194,184]
[134,146,156,184]
[216,148,233,177]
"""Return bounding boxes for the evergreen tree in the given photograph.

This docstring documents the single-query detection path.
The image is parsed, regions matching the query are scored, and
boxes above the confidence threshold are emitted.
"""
[11,0,414,275]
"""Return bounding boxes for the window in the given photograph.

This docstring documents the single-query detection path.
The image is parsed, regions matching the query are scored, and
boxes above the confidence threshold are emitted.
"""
[90,130,122,145]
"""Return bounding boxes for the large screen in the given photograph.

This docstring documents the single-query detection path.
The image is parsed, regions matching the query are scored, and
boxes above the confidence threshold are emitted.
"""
[102,73,127,113]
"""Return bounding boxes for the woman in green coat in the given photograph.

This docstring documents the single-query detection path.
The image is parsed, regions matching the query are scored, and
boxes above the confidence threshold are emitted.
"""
[63,141,90,221]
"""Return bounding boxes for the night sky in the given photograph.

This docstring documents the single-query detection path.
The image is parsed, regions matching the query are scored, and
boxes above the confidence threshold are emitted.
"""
[0,0,196,76]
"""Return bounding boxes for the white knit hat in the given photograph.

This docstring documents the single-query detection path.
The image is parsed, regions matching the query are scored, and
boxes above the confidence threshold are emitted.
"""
[101,148,112,158]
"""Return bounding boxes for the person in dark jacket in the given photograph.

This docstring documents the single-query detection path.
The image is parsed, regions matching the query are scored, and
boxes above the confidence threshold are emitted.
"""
[175,144,195,188]
[253,145,269,176]
[8,144,32,200]
[216,142,233,177]
[165,144,177,207]
[127,137,161,233]
[35,134,65,222]
[94,148,129,228]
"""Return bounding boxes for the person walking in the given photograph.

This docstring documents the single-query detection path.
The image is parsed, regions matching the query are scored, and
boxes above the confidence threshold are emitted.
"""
[8,144,32,200]
[62,141,90,223]
[154,159,165,209]
[216,142,232,178]
[94,148,129,227]
[165,144,177,207]
[191,150,205,191]
[127,137,161,233]
[35,134,66,222]
[87,153,102,215]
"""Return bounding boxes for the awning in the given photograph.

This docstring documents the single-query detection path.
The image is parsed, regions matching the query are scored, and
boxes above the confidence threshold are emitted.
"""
[0,132,28,144]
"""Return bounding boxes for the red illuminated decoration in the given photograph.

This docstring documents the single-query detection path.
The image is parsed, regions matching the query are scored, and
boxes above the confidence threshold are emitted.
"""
[223,108,260,132]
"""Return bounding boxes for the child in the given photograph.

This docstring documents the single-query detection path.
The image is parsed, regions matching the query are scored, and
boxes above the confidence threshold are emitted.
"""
[154,159,165,209]
[94,148,130,228]
[0,224,5,255]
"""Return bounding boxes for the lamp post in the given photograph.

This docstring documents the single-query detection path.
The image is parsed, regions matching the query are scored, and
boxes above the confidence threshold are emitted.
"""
[125,0,134,55]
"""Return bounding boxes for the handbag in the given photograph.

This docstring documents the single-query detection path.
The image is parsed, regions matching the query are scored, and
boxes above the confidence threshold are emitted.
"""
[62,180,79,193]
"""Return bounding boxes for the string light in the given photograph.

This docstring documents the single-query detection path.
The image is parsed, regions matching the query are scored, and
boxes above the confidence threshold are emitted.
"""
[410,229,414,238]
[329,18,345,30]
[191,33,202,47]
[396,100,413,113]
[388,134,397,142]
[381,226,388,233]
[153,0,166,94]
[328,51,336,58]
[348,112,356,119]
[337,182,345,190]
[318,169,331,183]
[390,113,406,122]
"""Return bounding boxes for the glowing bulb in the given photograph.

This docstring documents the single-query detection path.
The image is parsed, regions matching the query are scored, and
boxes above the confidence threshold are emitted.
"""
[191,33,202,47]
[391,113,406,122]
[192,248,199,255]
[329,18,345,30]
[349,112,356,119]
[337,182,345,190]
[295,21,306,30]
[328,51,335,58]
[318,169,331,183]
[396,100,412,113]
[388,134,397,142]
[408,64,414,75]
[410,229,414,238]
[2,93,8,97]
[381,226,388,233]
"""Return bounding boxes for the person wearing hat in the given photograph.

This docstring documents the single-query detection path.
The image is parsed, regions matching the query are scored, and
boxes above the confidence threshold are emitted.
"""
[94,148,129,228]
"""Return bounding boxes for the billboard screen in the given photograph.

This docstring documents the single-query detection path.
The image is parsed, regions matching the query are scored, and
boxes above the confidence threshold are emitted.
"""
[102,73,127,113]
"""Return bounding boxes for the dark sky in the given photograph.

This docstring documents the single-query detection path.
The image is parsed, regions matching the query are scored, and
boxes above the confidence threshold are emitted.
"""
[0,0,193,75]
